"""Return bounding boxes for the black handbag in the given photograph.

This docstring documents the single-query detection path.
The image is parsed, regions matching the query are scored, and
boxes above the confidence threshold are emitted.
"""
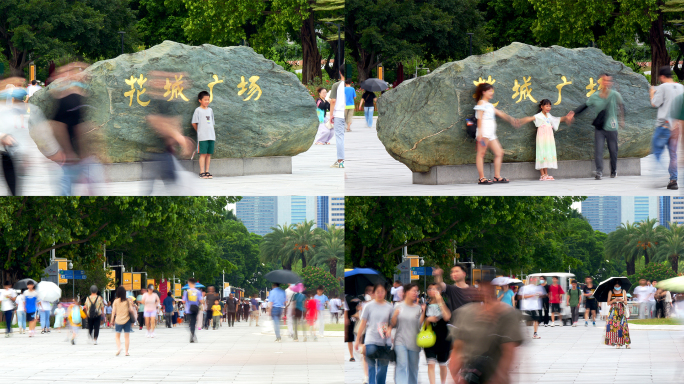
[592,110,606,130]
[367,345,395,361]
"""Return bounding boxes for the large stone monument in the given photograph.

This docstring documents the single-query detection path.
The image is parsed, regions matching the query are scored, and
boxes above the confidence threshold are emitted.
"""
[376,43,656,184]
[30,41,318,180]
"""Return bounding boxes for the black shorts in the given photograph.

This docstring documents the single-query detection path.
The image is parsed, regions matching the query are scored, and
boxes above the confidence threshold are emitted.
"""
[424,345,450,365]
[525,310,541,322]
[345,322,355,343]
[586,299,598,312]
[550,303,561,314]
[26,312,35,322]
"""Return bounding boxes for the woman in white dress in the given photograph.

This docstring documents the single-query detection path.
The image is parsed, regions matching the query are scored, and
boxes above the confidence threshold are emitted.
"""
[474,83,517,185]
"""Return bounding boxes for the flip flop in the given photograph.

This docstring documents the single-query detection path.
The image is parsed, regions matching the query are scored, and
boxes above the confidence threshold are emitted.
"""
[350,357,356,362]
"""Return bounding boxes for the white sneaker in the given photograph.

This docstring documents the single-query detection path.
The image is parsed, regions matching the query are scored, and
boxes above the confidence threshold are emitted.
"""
[151,332,155,338]
[572,323,577,327]
[146,332,150,338]
[94,340,98,345]
[550,323,555,327]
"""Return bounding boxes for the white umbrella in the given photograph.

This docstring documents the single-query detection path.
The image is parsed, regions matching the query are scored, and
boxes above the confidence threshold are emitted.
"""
[491,277,520,286]
[36,281,61,302]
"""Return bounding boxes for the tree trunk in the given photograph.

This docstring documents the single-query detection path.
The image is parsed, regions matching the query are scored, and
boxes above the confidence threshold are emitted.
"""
[670,254,679,273]
[301,250,307,268]
[284,261,292,270]
[354,48,377,83]
[300,11,322,84]
[644,248,651,265]
[330,258,337,277]
[649,10,669,86]
[626,259,635,276]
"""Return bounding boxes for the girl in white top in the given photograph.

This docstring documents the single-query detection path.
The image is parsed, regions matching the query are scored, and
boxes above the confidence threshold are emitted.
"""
[518,99,573,180]
[474,83,517,185]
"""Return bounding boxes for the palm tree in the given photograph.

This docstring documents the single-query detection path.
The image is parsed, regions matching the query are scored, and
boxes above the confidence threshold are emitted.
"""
[290,220,318,269]
[312,224,344,276]
[260,224,297,270]
[605,222,640,275]
[634,218,660,265]
[655,222,684,273]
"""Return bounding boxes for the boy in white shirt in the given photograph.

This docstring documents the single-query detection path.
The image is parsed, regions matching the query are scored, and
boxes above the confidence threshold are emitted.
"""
[191,91,216,179]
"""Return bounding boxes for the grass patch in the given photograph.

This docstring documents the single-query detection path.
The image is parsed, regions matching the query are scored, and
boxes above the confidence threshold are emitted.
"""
[281,323,344,331]
[628,318,682,325]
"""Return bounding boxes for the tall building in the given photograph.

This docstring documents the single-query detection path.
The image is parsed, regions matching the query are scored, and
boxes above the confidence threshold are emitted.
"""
[660,196,671,229]
[581,196,621,234]
[317,196,330,230]
[236,196,278,236]
[330,196,345,229]
[671,196,684,226]
[276,196,317,227]
[620,196,659,225]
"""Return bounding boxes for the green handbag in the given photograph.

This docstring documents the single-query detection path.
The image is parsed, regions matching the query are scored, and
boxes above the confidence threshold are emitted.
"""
[416,321,436,348]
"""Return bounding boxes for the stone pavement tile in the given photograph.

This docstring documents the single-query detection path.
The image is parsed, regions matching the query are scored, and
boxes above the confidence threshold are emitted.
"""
[345,116,682,196]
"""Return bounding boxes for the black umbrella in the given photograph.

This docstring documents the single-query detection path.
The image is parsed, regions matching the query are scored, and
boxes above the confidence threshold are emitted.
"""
[360,78,389,92]
[344,268,387,297]
[593,277,632,302]
[14,278,38,290]
[264,270,301,285]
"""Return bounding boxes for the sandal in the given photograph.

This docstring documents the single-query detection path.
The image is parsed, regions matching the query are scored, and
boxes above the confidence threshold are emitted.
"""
[478,177,493,185]
[539,175,547,181]
[546,175,555,180]
[199,172,208,179]
[349,357,356,362]
[493,176,510,183]
[205,172,213,179]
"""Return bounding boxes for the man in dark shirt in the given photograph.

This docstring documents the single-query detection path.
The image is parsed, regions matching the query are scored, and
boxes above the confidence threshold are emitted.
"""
[204,287,219,330]
[224,293,237,327]
[583,276,598,327]
[163,292,175,328]
[539,277,550,327]
[433,264,473,314]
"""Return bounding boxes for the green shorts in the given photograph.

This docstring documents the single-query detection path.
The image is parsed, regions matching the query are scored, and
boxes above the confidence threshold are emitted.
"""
[198,140,215,155]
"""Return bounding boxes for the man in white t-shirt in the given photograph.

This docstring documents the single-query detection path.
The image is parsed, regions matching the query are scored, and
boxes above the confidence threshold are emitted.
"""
[633,279,651,319]
[518,277,545,339]
[1,281,17,337]
[329,297,342,323]
[328,69,346,168]
[390,281,404,305]
[285,285,295,338]
[26,80,42,99]
[39,300,53,333]
[648,281,657,318]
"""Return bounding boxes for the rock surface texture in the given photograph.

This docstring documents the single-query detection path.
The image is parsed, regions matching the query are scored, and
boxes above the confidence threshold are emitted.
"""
[376,43,656,173]
[31,41,318,162]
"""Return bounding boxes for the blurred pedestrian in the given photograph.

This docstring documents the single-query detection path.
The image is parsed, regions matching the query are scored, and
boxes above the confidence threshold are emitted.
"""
[329,68,346,168]
[204,286,219,330]
[142,284,160,337]
[24,281,39,337]
[38,298,52,334]
[211,299,221,330]
[649,66,682,190]
[583,276,598,326]
[250,294,261,327]
[354,284,392,384]
[53,302,66,332]
[84,285,104,344]
[548,276,565,327]
[633,279,651,319]
[569,73,624,180]
[539,277,550,327]
[291,290,305,339]
[390,281,404,306]
[448,276,523,384]
[314,285,329,338]
[111,286,134,356]
[424,283,451,384]
[358,89,377,128]
[225,293,237,327]
[285,285,296,338]
[268,283,286,342]
[314,88,333,145]
[66,298,86,345]
[330,296,342,324]
[497,284,515,307]
[105,301,112,328]
[518,276,544,340]
[391,283,424,384]
[15,289,26,334]
[163,292,174,328]
[605,281,631,349]
[566,280,582,327]
[1,281,17,337]
[305,291,318,342]
[432,264,473,321]
[183,279,202,343]
[344,79,356,132]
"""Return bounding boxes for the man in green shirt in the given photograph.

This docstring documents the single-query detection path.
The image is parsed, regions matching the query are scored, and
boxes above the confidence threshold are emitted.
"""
[568,73,624,180]
[566,280,582,327]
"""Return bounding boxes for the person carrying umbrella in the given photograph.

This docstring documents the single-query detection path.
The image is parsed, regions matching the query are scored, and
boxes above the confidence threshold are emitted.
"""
[358,79,386,129]
[598,277,631,349]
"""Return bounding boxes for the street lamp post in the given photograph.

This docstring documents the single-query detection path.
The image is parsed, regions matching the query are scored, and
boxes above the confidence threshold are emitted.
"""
[118,31,125,55]
[466,33,474,57]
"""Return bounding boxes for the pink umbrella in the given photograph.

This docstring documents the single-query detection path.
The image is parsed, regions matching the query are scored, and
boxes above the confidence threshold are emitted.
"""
[291,283,305,293]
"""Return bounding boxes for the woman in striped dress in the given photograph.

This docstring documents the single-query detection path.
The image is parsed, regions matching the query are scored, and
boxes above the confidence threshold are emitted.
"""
[605,282,631,349]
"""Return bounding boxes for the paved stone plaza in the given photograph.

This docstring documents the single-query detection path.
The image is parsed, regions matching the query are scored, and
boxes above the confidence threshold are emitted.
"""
[345,117,682,196]
[344,323,684,384]
[0,120,343,196]
[0,313,344,384]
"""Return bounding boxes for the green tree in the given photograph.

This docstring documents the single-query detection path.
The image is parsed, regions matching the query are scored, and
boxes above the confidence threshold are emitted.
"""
[312,224,344,277]
[345,0,486,82]
[133,0,189,47]
[655,222,684,273]
[301,266,339,296]
[0,0,138,76]
[628,262,677,290]
[562,217,620,281]
[480,0,538,49]
[260,224,298,270]
[528,0,672,84]
[605,222,641,276]
[291,220,319,269]
[634,218,661,265]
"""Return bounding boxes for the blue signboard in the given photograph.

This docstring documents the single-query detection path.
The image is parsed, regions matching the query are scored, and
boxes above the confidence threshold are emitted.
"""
[410,267,432,276]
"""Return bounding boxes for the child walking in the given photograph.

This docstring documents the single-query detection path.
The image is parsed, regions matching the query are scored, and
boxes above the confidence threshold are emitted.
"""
[53,303,66,333]
[67,300,86,345]
[518,99,573,180]
[192,90,216,179]
[473,83,517,185]
[211,299,221,330]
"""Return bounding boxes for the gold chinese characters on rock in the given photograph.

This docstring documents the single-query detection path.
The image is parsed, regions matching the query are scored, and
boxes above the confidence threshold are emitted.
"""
[473,76,499,107]
[122,73,263,107]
